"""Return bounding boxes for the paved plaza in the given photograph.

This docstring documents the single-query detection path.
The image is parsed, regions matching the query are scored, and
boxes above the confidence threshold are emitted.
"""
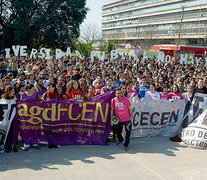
[1,137,207,180]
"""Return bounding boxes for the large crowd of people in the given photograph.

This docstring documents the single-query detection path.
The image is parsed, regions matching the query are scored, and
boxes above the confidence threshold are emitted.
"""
[0,54,207,152]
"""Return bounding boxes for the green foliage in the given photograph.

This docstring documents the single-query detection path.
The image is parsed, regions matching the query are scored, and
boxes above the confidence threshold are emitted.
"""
[105,40,117,55]
[72,38,118,58]
[72,38,94,57]
[0,0,88,49]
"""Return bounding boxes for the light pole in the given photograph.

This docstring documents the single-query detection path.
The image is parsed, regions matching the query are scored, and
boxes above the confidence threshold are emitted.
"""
[175,6,184,60]
[68,25,73,47]
[204,36,207,58]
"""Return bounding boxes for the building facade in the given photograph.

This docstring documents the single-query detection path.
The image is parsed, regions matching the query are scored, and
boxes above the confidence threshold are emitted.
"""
[102,0,207,50]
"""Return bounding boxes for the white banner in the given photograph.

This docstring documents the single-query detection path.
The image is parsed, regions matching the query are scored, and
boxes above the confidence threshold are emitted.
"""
[181,94,207,149]
[0,100,16,152]
[130,97,186,138]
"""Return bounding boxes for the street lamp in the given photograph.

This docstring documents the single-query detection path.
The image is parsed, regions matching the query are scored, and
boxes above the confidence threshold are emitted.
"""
[204,36,207,58]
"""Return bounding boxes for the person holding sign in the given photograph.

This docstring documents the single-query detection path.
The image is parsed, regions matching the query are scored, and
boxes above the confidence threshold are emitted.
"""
[111,88,132,151]
[1,85,17,153]
[145,83,160,99]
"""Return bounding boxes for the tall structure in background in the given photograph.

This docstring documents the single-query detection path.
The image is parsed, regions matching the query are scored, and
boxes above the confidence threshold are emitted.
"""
[102,0,207,51]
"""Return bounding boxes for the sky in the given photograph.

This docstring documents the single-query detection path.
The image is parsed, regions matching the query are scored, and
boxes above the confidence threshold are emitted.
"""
[81,0,118,29]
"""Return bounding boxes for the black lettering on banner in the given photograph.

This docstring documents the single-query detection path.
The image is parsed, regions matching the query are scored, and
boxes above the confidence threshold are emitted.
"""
[199,141,204,147]
[133,112,139,127]
[0,104,8,122]
[198,131,203,138]
[150,112,160,126]
[8,104,16,121]
[161,112,170,125]
[190,130,195,136]
[193,96,204,122]
[181,130,185,137]
[169,110,179,123]
[140,112,149,126]
[182,101,191,128]
[201,112,207,126]
[185,130,190,137]
[191,139,195,146]
[204,132,207,140]
[182,116,189,129]
[0,130,6,145]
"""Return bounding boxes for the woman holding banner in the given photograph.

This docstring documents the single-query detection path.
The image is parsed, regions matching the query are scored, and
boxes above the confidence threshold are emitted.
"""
[20,84,40,151]
[66,80,85,101]
[1,85,18,153]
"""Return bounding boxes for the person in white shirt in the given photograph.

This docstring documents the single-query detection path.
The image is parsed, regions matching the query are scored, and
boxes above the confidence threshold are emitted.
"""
[145,83,160,100]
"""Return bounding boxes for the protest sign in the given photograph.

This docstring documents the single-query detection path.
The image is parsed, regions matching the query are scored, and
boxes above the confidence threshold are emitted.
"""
[13,91,114,146]
[5,45,207,65]
[181,109,207,149]
[181,94,207,149]
[0,100,16,152]
[130,97,186,138]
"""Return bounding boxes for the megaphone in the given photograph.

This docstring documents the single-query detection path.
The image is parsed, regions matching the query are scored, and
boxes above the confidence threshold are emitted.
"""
[111,115,119,125]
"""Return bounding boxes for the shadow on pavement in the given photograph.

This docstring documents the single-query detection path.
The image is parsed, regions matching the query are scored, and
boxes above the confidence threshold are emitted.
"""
[0,137,185,172]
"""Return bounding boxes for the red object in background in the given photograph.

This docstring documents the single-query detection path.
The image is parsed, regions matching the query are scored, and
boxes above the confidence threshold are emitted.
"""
[152,45,206,58]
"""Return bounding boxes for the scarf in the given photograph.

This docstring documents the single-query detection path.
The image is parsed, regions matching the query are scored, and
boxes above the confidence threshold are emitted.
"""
[47,91,58,99]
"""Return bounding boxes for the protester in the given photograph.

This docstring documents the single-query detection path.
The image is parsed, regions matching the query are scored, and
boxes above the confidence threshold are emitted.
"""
[0,49,207,152]
[160,86,169,100]
[43,83,58,101]
[56,85,65,100]
[168,84,183,101]
[20,84,38,101]
[1,85,17,153]
[183,84,193,102]
[136,76,149,98]
[126,80,137,98]
[66,80,85,101]
[94,75,105,95]
[20,84,40,151]
[101,77,115,94]
[87,85,96,99]
[145,83,160,99]
[193,78,207,94]
[111,88,132,151]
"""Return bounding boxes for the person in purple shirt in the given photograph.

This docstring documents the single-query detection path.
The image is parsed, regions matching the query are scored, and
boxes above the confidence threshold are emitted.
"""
[21,84,38,100]
[20,84,40,151]
[36,77,46,99]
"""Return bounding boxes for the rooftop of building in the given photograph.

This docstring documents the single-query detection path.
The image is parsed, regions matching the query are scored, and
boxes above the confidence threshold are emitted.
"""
[102,0,136,9]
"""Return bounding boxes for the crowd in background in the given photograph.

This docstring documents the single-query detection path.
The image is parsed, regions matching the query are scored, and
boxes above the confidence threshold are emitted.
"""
[0,54,207,152]
[0,55,207,102]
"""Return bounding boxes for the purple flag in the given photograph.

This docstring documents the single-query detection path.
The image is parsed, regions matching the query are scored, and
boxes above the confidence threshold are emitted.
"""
[13,91,114,145]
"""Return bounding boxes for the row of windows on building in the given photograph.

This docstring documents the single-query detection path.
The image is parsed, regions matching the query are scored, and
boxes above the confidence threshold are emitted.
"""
[103,26,207,39]
[102,0,205,21]
[103,22,207,34]
[102,9,207,28]
[103,0,161,14]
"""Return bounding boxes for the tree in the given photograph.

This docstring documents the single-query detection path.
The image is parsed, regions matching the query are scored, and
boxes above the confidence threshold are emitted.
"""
[79,23,101,44]
[72,38,94,57]
[105,40,117,55]
[0,0,88,49]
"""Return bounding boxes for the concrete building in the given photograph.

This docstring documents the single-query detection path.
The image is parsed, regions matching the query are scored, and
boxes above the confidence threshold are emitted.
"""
[102,0,207,51]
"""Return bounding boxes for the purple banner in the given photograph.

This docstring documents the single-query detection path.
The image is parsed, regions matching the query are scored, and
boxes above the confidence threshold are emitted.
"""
[13,91,114,145]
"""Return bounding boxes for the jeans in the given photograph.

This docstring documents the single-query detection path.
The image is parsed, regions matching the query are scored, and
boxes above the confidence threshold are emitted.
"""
[115,121,132,147]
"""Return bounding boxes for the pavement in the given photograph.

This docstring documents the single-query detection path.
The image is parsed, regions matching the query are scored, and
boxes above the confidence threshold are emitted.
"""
[0,137,207,180]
